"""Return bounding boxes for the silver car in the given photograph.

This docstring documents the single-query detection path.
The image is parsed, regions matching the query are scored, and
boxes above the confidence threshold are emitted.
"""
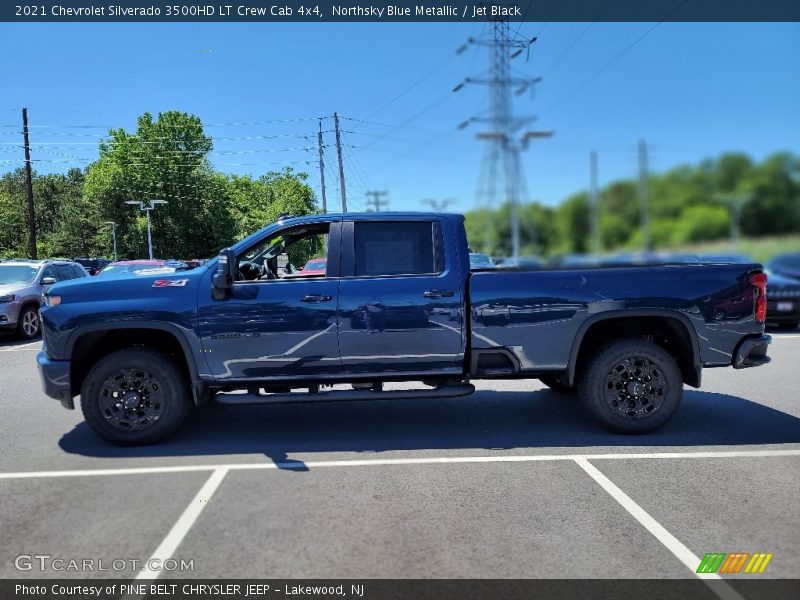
[0,259,88,339]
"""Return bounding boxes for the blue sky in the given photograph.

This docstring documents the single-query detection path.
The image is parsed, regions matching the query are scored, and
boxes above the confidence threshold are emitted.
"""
[1,22,798,213]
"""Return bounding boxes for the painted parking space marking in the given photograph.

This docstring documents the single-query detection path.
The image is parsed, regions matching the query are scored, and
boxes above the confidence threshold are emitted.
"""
[0,342,41,352]
[574,457,746,600]
[133,468,228,583]
[1,448,799,480]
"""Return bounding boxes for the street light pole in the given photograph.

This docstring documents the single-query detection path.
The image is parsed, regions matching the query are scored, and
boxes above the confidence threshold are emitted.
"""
[125,199,167,260]
[104,221,118,261]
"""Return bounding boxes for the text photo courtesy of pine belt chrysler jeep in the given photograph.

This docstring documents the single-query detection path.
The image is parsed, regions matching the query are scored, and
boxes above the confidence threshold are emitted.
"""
[36,213,771,445]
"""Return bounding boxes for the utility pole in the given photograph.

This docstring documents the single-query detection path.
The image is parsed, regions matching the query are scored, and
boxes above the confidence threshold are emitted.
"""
[422,198,457,212]
[317,121,327,213]
[455,20,552,259]
[365,190,389,212]
[22,108,37,259]
[590,150,600,256]
[125,199,167,260]
[105,221,118,261]
[638,139,650,252]
[333,112,347,212]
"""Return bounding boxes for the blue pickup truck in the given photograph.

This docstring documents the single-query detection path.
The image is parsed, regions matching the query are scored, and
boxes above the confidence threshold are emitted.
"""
[37,213,771,445]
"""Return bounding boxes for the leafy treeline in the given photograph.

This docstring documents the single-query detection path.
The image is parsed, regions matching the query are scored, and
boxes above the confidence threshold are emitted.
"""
[465,152,800,257]
[0,111,317,260]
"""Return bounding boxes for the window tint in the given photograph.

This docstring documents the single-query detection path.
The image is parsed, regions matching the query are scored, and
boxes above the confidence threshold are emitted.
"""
[56,265,76,280]
[41,266,58,281]
[354,222,437,276]
[72,265,87,278]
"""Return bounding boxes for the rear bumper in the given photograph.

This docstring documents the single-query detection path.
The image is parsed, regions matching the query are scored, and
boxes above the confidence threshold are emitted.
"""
[732,334,772,369]
[36,351,74,409]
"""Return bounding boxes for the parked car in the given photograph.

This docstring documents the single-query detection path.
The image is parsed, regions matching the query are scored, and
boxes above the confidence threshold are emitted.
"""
[73,257,112,276]
[0,259,87,339]
[98,259,189,277]
[768,252,800,282]
[498,256,542,269]
[181,259,207,269]
[469,253,496,269]
[299,257,327,276]
[765,271,800,330]
[37,213,771,445]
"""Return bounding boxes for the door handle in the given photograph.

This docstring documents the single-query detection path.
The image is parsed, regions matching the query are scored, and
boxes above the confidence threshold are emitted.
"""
[301,294,332,303]
[423,290,454,299]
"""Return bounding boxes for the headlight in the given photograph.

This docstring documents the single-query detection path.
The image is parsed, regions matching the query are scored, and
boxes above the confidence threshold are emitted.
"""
[0,294,15,303]
[45,295,61,307]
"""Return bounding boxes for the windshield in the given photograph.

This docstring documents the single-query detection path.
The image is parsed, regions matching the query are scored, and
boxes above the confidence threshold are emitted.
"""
[0,265,39,285]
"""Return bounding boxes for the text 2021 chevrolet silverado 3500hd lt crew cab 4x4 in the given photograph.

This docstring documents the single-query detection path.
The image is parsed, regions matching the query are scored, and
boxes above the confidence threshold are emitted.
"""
[36,213,772,445]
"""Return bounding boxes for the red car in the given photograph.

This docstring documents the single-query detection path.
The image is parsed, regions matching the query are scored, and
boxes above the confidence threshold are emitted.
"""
[299,257,327,277]
[98,259,189,277]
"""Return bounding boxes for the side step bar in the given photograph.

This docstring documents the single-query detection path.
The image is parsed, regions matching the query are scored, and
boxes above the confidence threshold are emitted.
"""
[214,384,475,406]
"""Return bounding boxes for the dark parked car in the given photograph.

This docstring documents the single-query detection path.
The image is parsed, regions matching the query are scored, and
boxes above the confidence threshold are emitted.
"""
[73,258,112,276]
[768,252,800,282]
[765,271,800,330]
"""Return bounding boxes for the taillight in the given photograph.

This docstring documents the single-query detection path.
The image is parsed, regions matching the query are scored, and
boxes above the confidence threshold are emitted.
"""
[750,272,767,322]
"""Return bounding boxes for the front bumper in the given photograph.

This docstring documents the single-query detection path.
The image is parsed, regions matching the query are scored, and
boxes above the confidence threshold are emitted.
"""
[0,301,20,330]
[732,334,772,369]
[36,351,74,409]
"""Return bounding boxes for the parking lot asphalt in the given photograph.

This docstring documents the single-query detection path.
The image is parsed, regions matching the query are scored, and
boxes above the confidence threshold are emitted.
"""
[0,332,798,588]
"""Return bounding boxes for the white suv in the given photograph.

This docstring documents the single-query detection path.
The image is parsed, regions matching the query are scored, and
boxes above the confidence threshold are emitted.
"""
[0,259,88,339]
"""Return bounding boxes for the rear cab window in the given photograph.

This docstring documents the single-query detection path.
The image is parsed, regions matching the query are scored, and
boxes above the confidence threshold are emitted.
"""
[353,221,443,277]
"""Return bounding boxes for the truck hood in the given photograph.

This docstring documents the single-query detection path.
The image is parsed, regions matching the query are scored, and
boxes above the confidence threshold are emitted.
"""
[47,266,207,302]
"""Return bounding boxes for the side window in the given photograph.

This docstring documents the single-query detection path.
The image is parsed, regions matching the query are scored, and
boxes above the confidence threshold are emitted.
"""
[236,224,331,282]
[354,221,438,277]
[41,265,58,281]
[56,265,75,280]
[72,265,87,278]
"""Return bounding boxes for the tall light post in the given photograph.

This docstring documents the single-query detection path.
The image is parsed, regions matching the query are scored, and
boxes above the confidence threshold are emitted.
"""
[125,199,168,260]
[104,221,118,261]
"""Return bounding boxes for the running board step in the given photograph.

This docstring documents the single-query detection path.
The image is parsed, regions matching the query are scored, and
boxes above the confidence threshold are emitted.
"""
[213,384,475,405]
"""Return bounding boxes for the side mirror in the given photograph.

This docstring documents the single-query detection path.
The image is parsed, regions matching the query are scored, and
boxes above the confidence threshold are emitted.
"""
[211,248,235,301]
[41,277,57,286]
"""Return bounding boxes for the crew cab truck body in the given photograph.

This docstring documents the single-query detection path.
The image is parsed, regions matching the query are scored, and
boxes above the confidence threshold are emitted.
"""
[37,213,772,445]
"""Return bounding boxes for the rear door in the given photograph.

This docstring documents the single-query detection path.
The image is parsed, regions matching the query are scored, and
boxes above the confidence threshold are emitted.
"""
[337,217,466,376]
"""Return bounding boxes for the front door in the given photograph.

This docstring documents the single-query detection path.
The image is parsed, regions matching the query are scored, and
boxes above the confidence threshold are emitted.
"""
[197,220,342,382]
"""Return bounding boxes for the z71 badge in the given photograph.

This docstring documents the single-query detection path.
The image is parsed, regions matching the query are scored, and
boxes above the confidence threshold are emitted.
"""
[153,279,189,287]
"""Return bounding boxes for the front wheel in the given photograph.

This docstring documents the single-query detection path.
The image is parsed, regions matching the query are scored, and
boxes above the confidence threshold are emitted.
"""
[578,339,682,434]
[17,305,41,340]
[80,348,191,445]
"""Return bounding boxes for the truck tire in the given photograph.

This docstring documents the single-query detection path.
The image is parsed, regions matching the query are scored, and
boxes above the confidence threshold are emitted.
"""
[80,348,191,445]
[539,375,575,393]
[578,338,682,434]
[17,304,41,340]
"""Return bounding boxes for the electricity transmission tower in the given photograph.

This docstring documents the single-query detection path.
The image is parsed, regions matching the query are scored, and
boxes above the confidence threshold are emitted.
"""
[455,17,552,259]
[365,190,389,212]
[422,198,457,212]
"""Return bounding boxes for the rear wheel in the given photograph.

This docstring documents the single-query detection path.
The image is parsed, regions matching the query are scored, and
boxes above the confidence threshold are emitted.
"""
[578,339,682,433]
[80,348,191,445]
[539,374,574,393]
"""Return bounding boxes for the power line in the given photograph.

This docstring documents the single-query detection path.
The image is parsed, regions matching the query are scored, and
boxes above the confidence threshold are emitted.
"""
[365,190,389,212]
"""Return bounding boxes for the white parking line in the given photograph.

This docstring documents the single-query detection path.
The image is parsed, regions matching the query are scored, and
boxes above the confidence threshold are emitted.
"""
[0,342,41,352]
[135,468,228,581]
[1,448,798,480]
[574,458,745,600]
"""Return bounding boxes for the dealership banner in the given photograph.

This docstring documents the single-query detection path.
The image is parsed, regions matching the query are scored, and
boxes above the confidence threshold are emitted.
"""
[4,0,800,22]
[5,579,800,600]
